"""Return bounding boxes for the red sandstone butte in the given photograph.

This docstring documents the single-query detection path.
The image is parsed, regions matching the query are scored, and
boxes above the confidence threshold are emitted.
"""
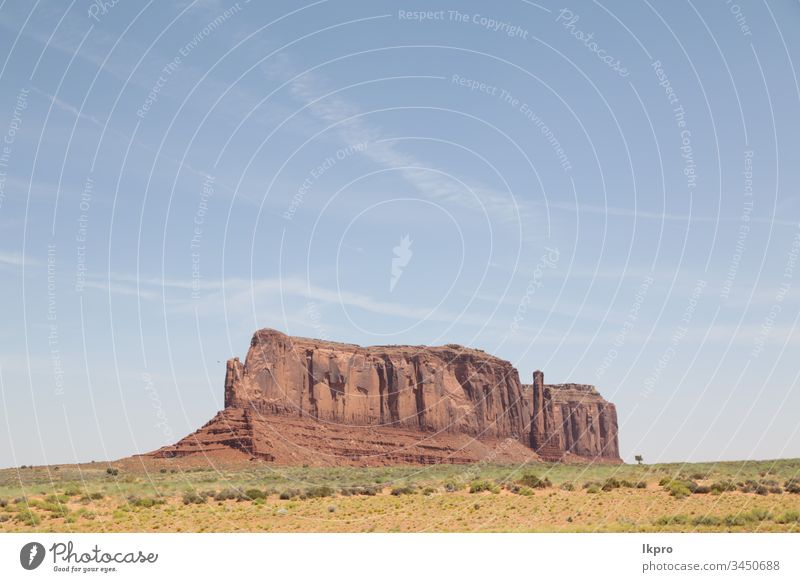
[145,328,621,465]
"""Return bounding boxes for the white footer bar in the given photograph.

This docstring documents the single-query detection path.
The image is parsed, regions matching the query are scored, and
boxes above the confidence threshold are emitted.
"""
[1,533,797,581]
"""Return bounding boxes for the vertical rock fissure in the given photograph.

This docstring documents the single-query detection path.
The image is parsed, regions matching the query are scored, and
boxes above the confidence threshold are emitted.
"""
[412,357,426,430]
[305,350,318,419]
[376,361,386,425]
[383,357,400,425]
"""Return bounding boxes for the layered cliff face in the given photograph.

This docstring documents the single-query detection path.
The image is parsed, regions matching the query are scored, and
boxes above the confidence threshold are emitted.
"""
[224,328,530,439]
[147,328,620,465]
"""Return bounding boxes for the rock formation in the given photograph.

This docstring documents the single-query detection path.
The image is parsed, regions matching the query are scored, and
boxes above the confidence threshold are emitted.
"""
[146,328,621,465]
[525,372,620,461]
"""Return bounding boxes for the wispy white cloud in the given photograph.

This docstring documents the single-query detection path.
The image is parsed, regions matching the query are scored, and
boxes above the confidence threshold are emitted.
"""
[90,271,494,328]
[548,200,799,226]
[0,251,39,268]
[285,67,529,226]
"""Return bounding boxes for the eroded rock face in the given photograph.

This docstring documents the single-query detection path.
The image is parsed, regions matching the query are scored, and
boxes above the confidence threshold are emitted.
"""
[225,329,530,439]
[148,328,621,465]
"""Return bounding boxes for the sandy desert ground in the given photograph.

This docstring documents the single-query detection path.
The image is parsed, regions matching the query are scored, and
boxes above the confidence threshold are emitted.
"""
[1,458,798,533]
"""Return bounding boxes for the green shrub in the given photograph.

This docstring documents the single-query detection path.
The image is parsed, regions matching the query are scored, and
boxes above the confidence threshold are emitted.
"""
[560,482,575,491]
[76,509,96,520]
[279,489,301,501]
[391,485,417,496]
[784,479,800,494]
[692,515,722,526]
[518,473,551,489]
[710,480,737,494]
[469,480,498,494]
[214,488,246,502]
[356,485,380,496]
[32,499,69,517]
[739,480,759,493]
[746,508,771,522]
[106,467,119,476]
[127,496,164,509]
[15,509,40,526]
[723,514,747,527]
[182,491,206,505]
[776,510,800,524]
[19,510,41,526]
[340,485,380,496]
[443,479,462,492]
[586,484,600,494]
[691,485,711,494]
[245,489,266,500]
[0,498,7,508]
[665,481,692,499]
[304,485,335,498]
[654,514,688,526]
[63,487,81,497]
[635,481,647,489]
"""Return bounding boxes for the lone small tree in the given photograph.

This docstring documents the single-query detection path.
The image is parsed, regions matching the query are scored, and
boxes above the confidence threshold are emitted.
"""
[634,455,644,465]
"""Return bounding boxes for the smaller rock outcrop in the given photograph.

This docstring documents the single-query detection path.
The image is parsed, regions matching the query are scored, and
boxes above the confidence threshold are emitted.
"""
[525,372,619,461]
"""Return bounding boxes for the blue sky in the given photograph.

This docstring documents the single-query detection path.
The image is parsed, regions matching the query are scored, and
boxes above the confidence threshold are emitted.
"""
[1,0,799,467]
